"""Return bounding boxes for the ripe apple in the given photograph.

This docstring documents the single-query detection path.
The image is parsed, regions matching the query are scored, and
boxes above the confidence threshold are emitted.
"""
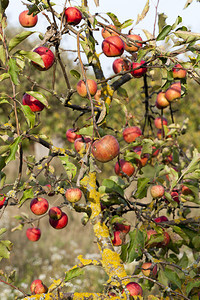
[102,36,125,57]
[152,146,160,157]
[129,60,147,78]
[171,191,180,204]
[22,93,45,112]
[125,282,143,297]
[94,89,102,102]
[112,230,125,246]
[165,81,181,102]
[133,146,149,167]
[172,63,187,79]
[49,207,62,220]
[19,10,38,28]
[112,58,129,74]
[44,184,55,196]
[154,216,168,223]
[91,135,120,163]
[66,128,82,143]
[74,137,91,153]
[124,34,142,52]
[64,7,82,25]
[32,46,55,71]
[114,159,135,177]
[123,126,142,143]
[30,279,48,295]
[155,91,170,109]
[158,231,170,247]
[141,262,157,277]
[76,79,97,98]
[114,222,131,234]
[181,185,193,196]
[0,195,6,209]
[150,185,165,199]
[101,25,119,39]
[26,227,41,242]
[30,197,49,215]
[154,117,168,129]
[49,211,68,229]
[65,187,82,203]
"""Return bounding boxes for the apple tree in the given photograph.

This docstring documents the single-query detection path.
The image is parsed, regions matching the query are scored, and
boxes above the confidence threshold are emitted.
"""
[0,0,200,299]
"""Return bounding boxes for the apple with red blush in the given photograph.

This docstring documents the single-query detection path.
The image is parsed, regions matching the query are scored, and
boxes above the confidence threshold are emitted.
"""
[154,216,168,223]
[133,146,149,167]
[124,282,143,297]
[91,135,120,163]
[129,60,147,78]
[76,79,97,98]
[19,10,38,28]
[154,117,168,129]
[123,126,142,143]
[112,230,125,246]
[74,137,91,153]
[0,195,6,209]
[102,36,125,57]
[30,279,48,295]
[32,46,55,71]
[49,207,62,220]
[66,128,82,143]
[114,159,135,177]
[30,197,49,215]
[65,187,82,203]
[172,64,187,79]
[141,262,157,277]
[155,91,170,109]
[101,25,119,39]
[114,222,131,234]
[64,7,82,25]
[22,93,45,112]
[49,211,68,229]
[112,58,129,74]
[165,81,181,102]
[26,227,41,242]
[150,185,165,199]
[124,34,142,52]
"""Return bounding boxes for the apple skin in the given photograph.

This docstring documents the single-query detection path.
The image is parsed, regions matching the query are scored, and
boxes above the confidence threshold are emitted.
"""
[125,282,143,297]
[112,58,129,74]
[22,93,45,112]
[158,231,170,247]
[64,7,82,25]
[114,159,135,177]
[146,229,170,248]
[171,191,180,204]
[141,262,157,277]
[124,34,142,52]
[152,146,160,157]
[133,146,149,167]
[30,279,48,295]
[165,81,181,102]
[0,195,6,209]
[48,207,62,220]
[66,128,82,143]
[19,10,38,28]
[32,46,55,71]
[30,197,49,215]
[49,211,68,229]
[172,64,187,79]
[150,185,165,199]
[154,117,168,129]
[155,91,170,109]
[146,229,157,247]
[129,60,147,78]
[76,79,97,98]
[26,227,41,242]
[112,230,125,246]
[91,135,120,163]
[154,216,168,223]
[101,25,119,39]
[123,126,142,143]
[102,36,125,57]
[65,188,82,203]
[181,185,193,196]
[74,137,91,153]
[114,223,131,234]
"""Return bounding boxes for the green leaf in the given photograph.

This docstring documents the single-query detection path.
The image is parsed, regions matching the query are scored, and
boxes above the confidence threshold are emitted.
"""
[127,229,145,262]
[136,0,149,25]
[178,252,189,269]
[59,156,77,180]
[106,12,121,28]
[192,236,200,250]
[0,45,6,64]
[172,16,182,30]
[19,188,34,207]
[158,13,167,34]
[174,31,200,43]
[0,228,7,236]
[0,157,6,171]
[181,151,200,178]
[186,280,200,296]
[164,267,182,289]
[8,58,20,85]
[65,267,84,282]
[156,25,172,41]
[0,145,10,155]
[172,226,190,244]
[8,31,35,52]
[120,19,133,30]
[0,73,10,82]
[0,240,13,261]
[101,179,124,197]
[134,177,150,199]
[5,136,22,164]
[78,125,94,136]
[70,69,81,80]
[16,50,45,68]
[117,87,128,100]
[21,104,35,128]
[25,91,49,108]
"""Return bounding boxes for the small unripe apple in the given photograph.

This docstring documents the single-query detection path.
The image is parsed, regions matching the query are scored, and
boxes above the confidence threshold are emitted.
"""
[114,159,135,177]
[19,10,38,28]
[141,262,157,277]
[91,135,120,163]
[102,36,125,57]
[133,146,149,167]
[114,222,131,234]
[49,211,68,229]
[123,126,142,143]
[129,60,147,78]
[74,137,91,153]
[125,282,143,297]
[154,216,168,223]
[150,185,165,199]
[155,91,170,109]
[30,279,48,295]
[172,64,187,79]
[154,117,168,129]
[30,197,49,215]
[0,195,6,209]
[64,7,82,25]
[165,82,181,102]
[112,58,129,74]
[49,207,62,220]
[76,79,97,98]
[22,93,45,112]
[124,34,142,52]
[66,128,82,143]
[32,46,55,71]
[65,187,82,203]
[26,227,41,242]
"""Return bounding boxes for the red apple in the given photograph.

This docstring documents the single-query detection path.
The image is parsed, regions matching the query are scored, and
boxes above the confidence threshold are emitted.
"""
[66,128,82,143]
[158,231,170,247]
[155,91,170,109]
[152,146,160,157]
[0,195,6,209]
[76,79,97,98]
[154,216,168,223]
[129,60,147,78]
[114,223,131,234]
[22,93,45,112]
[32,46,55,71]
[114,159,135,177]
[48,207,62,220]
[123,126,142,143]
[112,58,129,74]
[101,25,119,39]
[112,230,125,246]
[64,7,82,25]
[49,211,68,229]
[154,117,168,129]
[124,34,142,52]
[91,135,120,163]
[65,187,82,203]
[125,282,143,297]
[165,82,181,102]
[133,146,149,167]
[146,229,158,248]
[30,197,49,215]
[102,36,125,57]
[26,227,41,242]
[181,185,193,196]
[150,185,165,199]
[171,191,180,204]
[19,10,38,28]
[141,262,157,277]
[74,137,91,153]
[172,64,187,79]
[30,279,48,295]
